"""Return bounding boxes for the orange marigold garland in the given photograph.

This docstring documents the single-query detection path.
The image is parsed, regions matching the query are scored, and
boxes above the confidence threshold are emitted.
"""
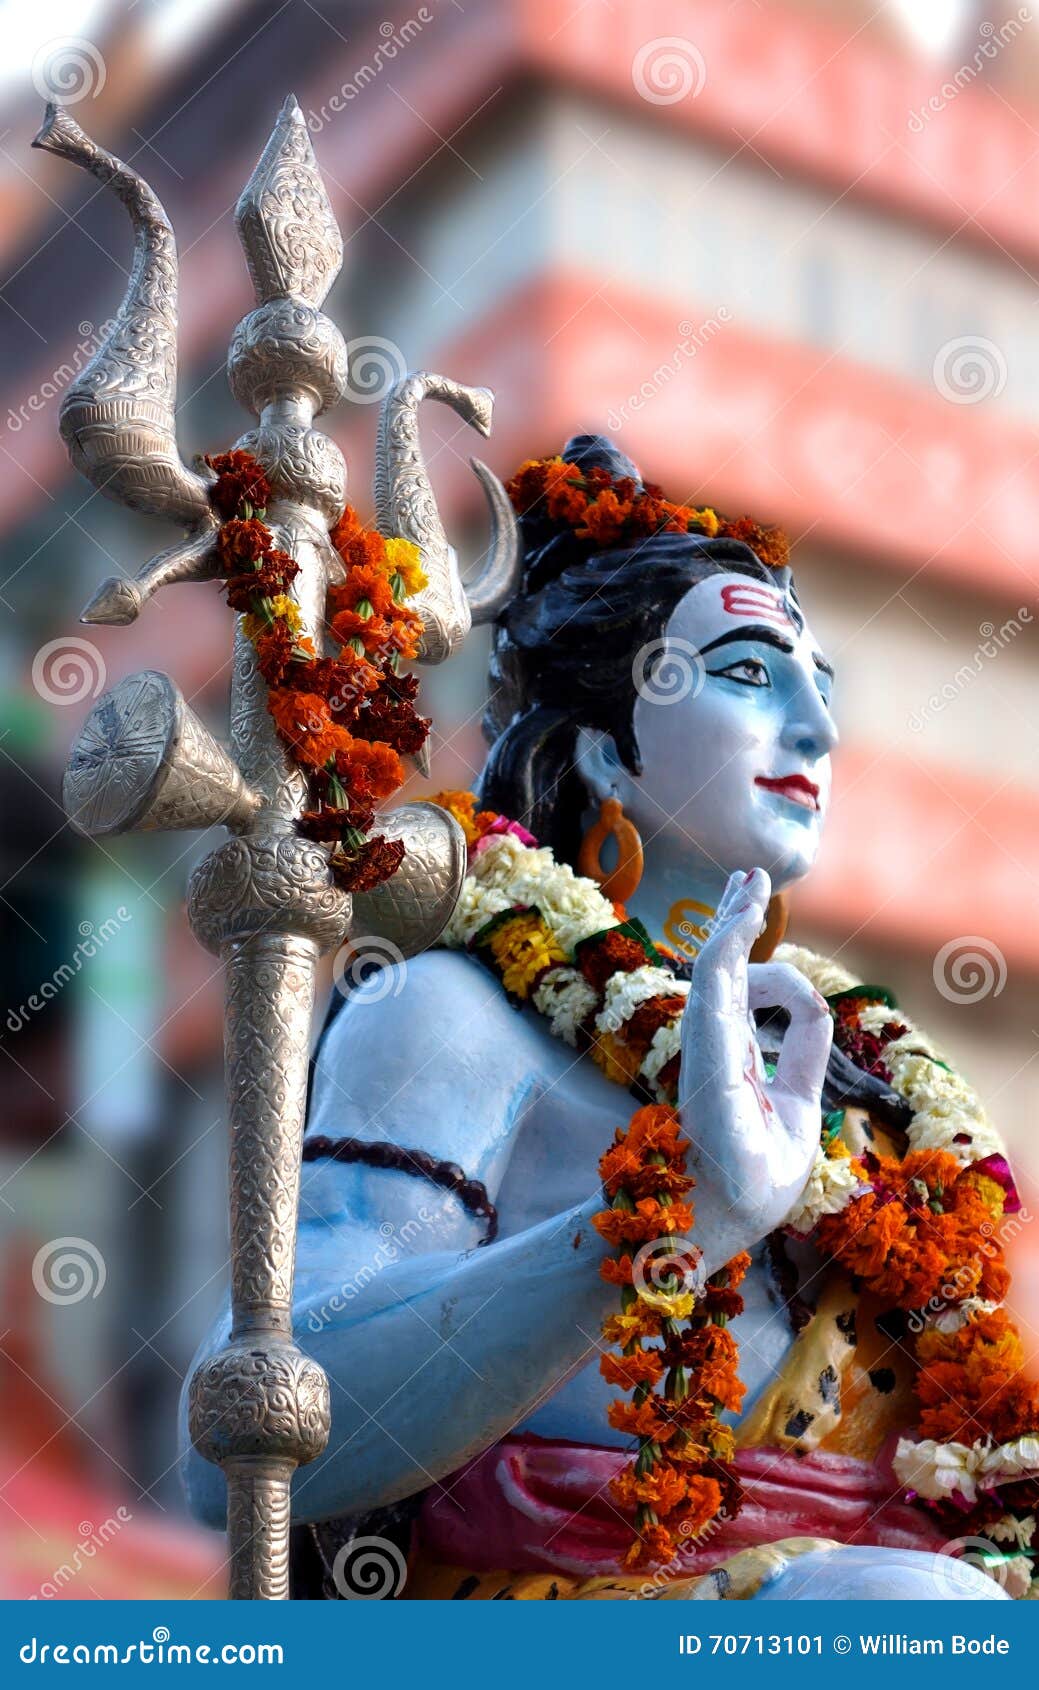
[816,994,1039,1536]
[206,450,430,891]
[591,1105,748,1569]
[815,1148,1010,1314]
[431,792,751,1568]
[506,454,790,569]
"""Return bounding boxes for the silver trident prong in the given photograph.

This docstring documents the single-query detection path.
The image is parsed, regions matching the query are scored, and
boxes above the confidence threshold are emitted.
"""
[80,531,221,625]
[41,92,490,1599]
[32,104,217,534]
[375,372,522,663]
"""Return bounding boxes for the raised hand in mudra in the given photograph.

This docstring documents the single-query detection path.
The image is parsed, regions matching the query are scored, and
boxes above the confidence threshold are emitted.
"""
[680,867,832,1254]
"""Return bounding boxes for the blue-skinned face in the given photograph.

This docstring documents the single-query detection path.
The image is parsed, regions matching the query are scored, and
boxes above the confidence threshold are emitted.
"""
[630,571,837,889]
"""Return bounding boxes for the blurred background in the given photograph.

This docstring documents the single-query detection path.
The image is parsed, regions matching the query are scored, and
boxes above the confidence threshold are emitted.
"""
[1,0,1038,1598]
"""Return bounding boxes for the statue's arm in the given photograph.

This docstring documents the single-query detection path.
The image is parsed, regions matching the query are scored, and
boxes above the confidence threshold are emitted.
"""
[181,1163,759,1529]
[307,1191,615,1525]
[178,943,795,1528]
[177,952,611,1525]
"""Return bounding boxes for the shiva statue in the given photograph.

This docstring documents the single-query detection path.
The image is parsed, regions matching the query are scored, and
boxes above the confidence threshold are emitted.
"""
[182,435,1035,1602]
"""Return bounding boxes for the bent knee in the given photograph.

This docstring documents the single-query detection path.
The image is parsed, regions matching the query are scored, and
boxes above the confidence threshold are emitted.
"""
[755,1544,1010,1602]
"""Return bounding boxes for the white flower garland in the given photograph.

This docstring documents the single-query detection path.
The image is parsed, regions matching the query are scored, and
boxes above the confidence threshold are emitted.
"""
[774,943,1006,1234]
[932,1297,1000,1336]
[446,855,1007,1175]
[445,834,688,1095]
[451,833,618,955]
[776,943,1004,1165]
[449,852,1007,1176]
[893,1435,1039,1506]
[596,965,689,1035]
[639,1021,682,1096]
[772,944,1032,1503]
[783,1147,867,1236]
[992,1513,1037,1551]
[531,967,599,1047]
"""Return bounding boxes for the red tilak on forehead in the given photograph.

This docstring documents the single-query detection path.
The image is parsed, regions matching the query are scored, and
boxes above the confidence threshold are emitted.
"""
[719,582,794,628]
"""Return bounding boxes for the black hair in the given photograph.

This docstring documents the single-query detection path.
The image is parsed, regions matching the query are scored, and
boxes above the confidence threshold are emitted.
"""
[479,433,789,866]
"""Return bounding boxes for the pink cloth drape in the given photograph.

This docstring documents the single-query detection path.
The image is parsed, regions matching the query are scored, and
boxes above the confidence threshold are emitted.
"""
[418,1435,945,1578]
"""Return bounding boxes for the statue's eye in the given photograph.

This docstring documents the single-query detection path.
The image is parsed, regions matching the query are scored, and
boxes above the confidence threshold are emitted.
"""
[709,657,771,688]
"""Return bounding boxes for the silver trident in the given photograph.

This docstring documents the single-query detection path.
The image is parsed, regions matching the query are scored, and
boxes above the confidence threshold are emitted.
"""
[35,94,520,1600]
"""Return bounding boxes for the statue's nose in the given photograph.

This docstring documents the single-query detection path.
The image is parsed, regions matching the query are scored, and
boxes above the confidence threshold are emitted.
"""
[779,687,838,758]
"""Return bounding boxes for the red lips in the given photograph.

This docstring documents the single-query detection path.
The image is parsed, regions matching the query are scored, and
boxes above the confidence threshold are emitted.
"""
[755,773,820,812]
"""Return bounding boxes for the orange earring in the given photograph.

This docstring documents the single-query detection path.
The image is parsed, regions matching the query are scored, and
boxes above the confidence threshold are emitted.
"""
[750,892,790,962]
[578,797,644,904]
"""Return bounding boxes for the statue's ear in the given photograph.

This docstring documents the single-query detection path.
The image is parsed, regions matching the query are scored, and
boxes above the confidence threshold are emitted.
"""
[573,725,622,803]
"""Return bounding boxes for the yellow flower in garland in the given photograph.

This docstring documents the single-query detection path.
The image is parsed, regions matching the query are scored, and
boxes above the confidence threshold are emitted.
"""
[383,536,428,596]
[603,1311,663,1348]
[438,799,1037,1571]
[242,593,303,642]
[591,1028,643,1087]
[488,912,565,999]
[962,1169,1007,1218]
[638,1287,697,1321]
[427,789,484,847]
[704,1423,737,1464]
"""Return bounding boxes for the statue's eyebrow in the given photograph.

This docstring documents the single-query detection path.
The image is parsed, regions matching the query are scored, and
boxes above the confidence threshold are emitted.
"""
[813,652,834,679]
[697,625,795,658]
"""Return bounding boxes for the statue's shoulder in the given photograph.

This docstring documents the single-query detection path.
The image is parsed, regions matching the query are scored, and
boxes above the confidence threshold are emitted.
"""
[340,944,516,1024]
[313,945,546,1097]
[306,945,554,1182]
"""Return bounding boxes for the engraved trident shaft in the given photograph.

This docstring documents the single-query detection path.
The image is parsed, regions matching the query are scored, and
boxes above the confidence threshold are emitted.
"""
[42,94,516,1599]
[181,102,356,1600]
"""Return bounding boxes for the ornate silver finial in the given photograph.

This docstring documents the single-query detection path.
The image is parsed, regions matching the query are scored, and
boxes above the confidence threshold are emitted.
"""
[234,93,342,308]
[32,103,218,628]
